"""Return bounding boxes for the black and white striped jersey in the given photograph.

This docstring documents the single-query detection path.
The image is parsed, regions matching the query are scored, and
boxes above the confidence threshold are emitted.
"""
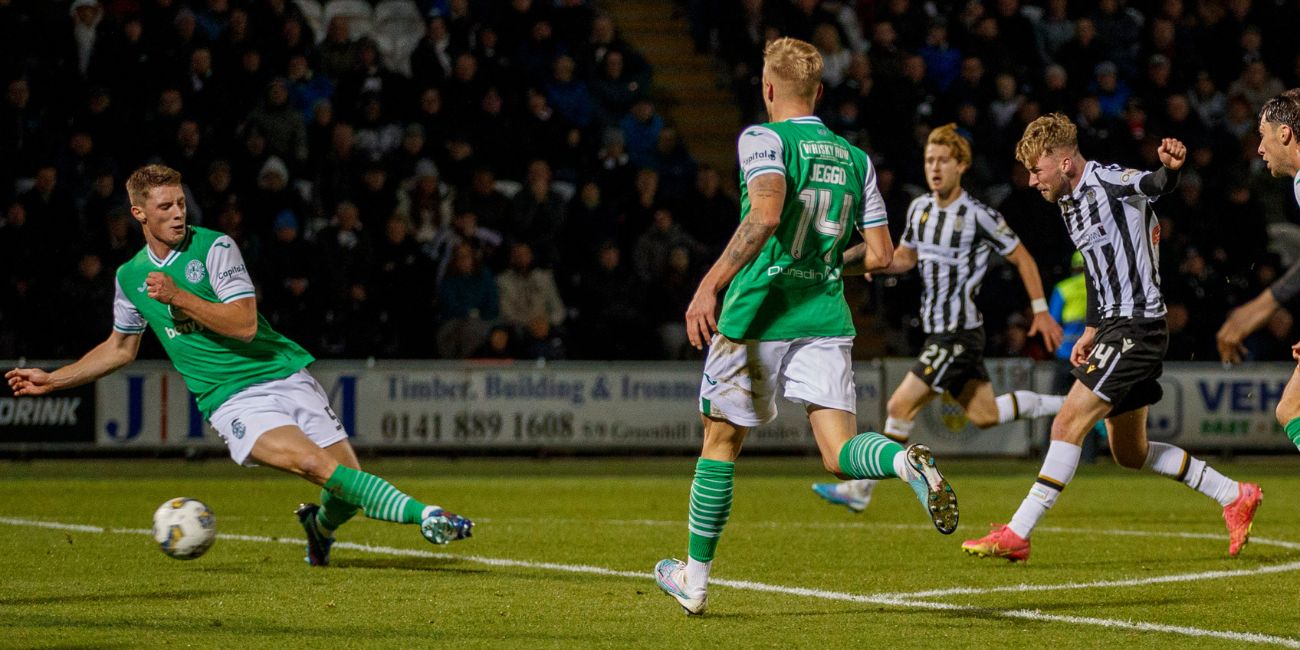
[1058,161,1166,321]
[901,191,1022,333]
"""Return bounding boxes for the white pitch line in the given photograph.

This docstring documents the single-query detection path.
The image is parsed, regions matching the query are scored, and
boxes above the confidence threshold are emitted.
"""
[875,560,1300,599]
[2,516,1298,648]
[482,516,1300,553]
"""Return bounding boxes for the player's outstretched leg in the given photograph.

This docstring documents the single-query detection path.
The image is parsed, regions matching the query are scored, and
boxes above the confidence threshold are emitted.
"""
[322,465,474,544]
[994,390,1066,424]
[811,418,912,513]
[837,431,958,533]
[1139,441,1261,556]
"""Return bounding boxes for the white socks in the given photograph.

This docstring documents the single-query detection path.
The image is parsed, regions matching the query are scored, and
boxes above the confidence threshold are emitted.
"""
[685,557,710,597]
[1143,442,1239,507]
[996,391,1067,424]
[1008,440,1082,539]
[884,416,914,442]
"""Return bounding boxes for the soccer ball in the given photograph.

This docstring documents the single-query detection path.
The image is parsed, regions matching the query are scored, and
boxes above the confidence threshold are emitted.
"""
[152,497,217,560]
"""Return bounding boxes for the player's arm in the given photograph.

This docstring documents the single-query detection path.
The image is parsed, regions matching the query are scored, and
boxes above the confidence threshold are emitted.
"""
[685,173,785,349]
[1217,284,1284,364]
[149,275,258,343]
[1138,138,1186,196]
[7,330,142,396]
[842,233,904,274]
[843,159,895,275]
[1005,244,1064,351]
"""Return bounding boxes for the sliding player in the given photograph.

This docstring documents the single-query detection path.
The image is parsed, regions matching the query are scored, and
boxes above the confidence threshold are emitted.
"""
[6,164,472,567]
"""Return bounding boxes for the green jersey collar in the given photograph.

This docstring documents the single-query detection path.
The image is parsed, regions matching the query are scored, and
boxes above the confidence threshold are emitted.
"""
[145,226,194,268]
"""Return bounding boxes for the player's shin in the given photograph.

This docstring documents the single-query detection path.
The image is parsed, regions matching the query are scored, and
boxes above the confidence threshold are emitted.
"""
[838,432,905,479]
[996,390,1066,424]
[686,458,734,595]
[316,487,360,534]
[1007,440,1081,539]
[1144,442,1238,506]
[323,465,434,524]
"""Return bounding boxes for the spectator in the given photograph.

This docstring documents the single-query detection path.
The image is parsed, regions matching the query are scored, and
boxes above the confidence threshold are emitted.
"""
[436,242,499,358]
[510,160,567,266]
[497,242,566,332]
[633,208,705,283]
[620,98,663,169]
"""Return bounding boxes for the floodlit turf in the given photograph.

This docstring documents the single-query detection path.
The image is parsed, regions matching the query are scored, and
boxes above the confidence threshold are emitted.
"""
[4,456,1300,648]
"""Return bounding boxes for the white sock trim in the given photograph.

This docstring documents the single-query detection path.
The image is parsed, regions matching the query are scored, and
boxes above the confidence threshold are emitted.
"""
[884,417,914,442]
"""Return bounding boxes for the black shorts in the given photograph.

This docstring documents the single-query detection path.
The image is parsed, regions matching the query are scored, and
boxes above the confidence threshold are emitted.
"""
[911,327,989,395]
[1072,317,1168,416]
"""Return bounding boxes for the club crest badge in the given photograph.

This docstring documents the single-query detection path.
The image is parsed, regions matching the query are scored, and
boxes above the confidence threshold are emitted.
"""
[186,259,207,283]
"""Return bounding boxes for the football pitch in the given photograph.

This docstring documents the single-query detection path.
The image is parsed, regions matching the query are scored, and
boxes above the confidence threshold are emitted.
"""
[4,456,1300,649]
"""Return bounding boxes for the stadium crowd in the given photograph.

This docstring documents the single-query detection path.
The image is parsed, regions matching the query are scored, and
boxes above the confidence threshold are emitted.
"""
[1,0,1298,363]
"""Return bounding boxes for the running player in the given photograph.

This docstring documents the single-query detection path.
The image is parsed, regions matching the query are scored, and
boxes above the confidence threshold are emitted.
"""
[653,37,958,616]
[5,164,472,567]
[813,123,1066,513]
[961,114,1261,562]
[1242,91,1300,451]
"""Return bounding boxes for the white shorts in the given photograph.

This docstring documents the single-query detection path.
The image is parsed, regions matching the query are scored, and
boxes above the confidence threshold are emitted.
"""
[698,335,856,427]
[208,369,349,466]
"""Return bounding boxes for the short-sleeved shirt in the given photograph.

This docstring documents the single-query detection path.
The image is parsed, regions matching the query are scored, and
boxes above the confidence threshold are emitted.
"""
[900,190,1021,333]
[716,116,888,340]
[114,226,314,418]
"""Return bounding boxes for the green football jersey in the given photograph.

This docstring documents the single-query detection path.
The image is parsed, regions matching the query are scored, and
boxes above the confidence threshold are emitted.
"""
[716,116,889,340]
[113,226,314,418]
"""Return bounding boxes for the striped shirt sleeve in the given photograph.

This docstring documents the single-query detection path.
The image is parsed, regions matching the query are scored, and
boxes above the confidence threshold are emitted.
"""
[858,158,888,230]
[737,126,784,185]
[1093,164,1149,199]
[206,235,256,303]
[112,278,147,334]
[899,199,921,247]
[974,205,1021,255]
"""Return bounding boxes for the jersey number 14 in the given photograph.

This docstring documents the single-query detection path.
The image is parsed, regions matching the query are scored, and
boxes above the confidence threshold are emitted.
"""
[793,188,853,262]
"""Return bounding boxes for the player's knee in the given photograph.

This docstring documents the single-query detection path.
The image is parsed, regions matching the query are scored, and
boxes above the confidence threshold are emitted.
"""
[1276,400,1299,428]
[295,451,338,484]
[1049,414,1088,444]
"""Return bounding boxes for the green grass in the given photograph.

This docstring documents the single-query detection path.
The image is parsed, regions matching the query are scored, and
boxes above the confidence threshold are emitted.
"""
[3,456,1300,648]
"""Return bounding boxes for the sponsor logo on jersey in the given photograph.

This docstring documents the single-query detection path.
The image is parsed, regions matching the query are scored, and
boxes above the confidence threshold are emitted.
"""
[703,373,718,386]
[764,264,841,281]
[214,241,232,249]
[231,419,246,439]
[217,264,247,281]
[185,259,207,283]
[1087,364,1097,374]
[798,141,850,161]
[1122,338,1135,352]
[741,149,779,167]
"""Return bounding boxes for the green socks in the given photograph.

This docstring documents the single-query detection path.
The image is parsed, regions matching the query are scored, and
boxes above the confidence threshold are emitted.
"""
[687,458,734,563]
[839,432,905,479]
[323,465,428,524]
[1286,418,1300,451]
[316,486,361,534]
